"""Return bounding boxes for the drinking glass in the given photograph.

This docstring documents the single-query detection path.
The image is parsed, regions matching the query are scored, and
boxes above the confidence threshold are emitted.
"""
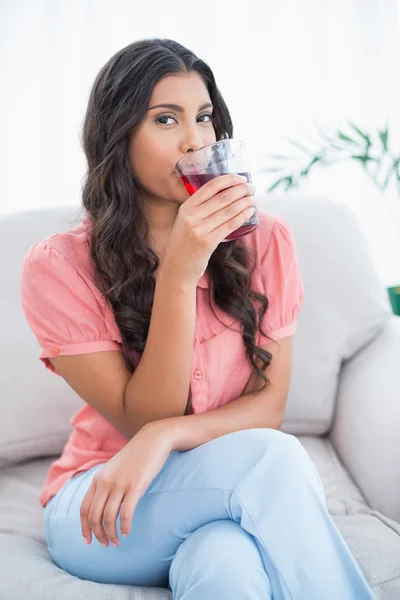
[175,139,259,241]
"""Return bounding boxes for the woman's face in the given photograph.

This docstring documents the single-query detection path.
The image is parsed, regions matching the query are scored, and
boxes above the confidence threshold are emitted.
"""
[129,71,217,206]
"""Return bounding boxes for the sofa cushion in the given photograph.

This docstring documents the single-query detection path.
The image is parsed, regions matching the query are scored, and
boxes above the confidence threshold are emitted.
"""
[0,534,171,600]
[331,514,400,600]
[0,437,398,598]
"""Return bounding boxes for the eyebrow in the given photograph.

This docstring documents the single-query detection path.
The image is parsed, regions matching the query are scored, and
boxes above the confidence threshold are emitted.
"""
[147,102,213,112]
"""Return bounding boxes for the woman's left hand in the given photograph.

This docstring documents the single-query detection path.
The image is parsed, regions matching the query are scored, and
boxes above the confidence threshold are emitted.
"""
[80,421,174,548]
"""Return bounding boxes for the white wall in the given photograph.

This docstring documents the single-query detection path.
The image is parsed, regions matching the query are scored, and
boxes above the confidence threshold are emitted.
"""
[1,0,400,285]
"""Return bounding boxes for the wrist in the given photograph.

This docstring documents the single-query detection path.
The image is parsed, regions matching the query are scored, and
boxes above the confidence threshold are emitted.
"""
[141,417,183,451]
[157,264,197,293]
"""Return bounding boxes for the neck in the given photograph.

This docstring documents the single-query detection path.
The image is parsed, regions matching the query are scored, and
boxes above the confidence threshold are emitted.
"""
[141,193,180,262]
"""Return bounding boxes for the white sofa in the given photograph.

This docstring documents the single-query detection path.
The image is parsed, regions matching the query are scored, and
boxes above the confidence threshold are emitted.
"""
[0,195,399,599]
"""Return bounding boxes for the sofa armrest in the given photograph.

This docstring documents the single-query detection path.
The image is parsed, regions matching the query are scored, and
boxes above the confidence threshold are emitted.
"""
[330,315,400,523]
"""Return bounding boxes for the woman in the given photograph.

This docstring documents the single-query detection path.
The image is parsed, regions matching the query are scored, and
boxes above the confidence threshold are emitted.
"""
[20,38,375,599]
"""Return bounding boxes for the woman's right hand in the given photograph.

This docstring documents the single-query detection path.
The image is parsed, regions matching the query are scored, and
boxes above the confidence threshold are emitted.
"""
[161,174,257,286]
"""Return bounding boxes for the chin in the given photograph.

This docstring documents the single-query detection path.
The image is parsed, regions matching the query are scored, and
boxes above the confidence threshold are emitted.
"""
[172,177,190,203]
[163,188,188,205]
[173,193,189,206]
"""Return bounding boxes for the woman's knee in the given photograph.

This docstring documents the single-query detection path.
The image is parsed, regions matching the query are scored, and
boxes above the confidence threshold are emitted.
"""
[177,428,324,501]
[206,428,313,472]
[241,429,324,491]
[211,429,324,493]
[208,427,298,458]
[169,520,271,597]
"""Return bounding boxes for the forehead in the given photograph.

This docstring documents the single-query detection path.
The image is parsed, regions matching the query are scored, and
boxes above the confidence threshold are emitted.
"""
[149,72,210,104]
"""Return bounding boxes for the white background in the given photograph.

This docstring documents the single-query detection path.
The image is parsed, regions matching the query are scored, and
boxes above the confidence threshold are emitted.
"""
[1,0,400,285]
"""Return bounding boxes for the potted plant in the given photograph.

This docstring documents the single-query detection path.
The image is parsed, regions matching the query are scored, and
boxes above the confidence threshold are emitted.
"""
[264,122,400,316]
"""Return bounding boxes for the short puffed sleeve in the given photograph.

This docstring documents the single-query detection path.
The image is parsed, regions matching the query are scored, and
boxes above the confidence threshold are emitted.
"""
[258,216,304,345]
[20,242,122,374]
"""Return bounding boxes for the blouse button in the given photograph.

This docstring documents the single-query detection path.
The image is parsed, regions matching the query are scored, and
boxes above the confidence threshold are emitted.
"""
[51,348,60,356]
[193,369,203,380]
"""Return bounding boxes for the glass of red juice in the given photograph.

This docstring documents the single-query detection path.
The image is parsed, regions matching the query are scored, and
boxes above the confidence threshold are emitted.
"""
[175,139,259,242]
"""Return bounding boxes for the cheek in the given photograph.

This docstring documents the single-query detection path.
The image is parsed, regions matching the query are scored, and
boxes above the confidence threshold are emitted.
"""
[206,127,217,145]
[130,137,166,181]
[129,138,180,197]
[131,133,171,169]
[141,146,172,186]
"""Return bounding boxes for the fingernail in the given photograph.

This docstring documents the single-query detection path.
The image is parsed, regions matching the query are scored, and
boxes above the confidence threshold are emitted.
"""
[83,536,90,545]
[101,542,108,548]
[111,542,120,548]
[122,533,128,538]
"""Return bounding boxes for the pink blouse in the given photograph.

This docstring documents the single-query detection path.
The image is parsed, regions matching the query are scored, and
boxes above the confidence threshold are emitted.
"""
[20,208,304,507]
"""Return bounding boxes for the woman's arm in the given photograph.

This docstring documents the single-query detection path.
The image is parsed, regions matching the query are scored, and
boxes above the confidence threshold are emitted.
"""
[79,336,293,547]
[148,335,294,452]
[48,175,254,439]
[49,266,197,439]
[121,267,197,430]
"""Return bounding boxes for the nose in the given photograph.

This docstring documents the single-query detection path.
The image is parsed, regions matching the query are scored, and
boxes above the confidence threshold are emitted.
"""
[180,128,205,155]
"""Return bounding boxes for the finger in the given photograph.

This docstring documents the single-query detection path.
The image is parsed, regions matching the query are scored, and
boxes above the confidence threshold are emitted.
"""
[197,182,256,220]
[211,204,256,244]
[190,173,247,207]
[88,486,111,547]
[102,490,125,547]
[119,487,143,538]
[80,482,97,544]
[199,194,256,237]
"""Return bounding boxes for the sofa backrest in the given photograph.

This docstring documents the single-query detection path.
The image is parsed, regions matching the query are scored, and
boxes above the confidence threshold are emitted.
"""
[265,194,391,436]
[0,197,392,466]
[0,207,84,467]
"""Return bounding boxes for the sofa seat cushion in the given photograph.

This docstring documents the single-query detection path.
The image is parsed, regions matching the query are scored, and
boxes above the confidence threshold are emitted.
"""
[0,438,399,598]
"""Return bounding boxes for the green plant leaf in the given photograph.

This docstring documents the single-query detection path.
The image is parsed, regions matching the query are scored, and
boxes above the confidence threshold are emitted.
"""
[337,131,358,145]
[311,122,341,149]
[351,154,376,161]
[267,178,285,192]
[351,154,378,168]
[285,176,296,190]
[382,165,394,190]
[330,142,347,151]
[379,126,389,152]
[263,124,400,196]
[267,176,293,192]
[285,138,311,154]
[322,158,343,166]
[263,167,288,172]
[347,122,371,146]
[313,122,334,141]
[300,154,323,177]
[391,157,400,184]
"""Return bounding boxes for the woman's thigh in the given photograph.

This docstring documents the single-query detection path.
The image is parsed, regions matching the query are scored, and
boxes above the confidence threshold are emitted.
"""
[45,462,219,587]
[44,429,295,587]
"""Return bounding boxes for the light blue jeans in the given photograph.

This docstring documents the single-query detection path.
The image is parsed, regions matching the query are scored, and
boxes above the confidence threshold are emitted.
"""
[44,428,375,599]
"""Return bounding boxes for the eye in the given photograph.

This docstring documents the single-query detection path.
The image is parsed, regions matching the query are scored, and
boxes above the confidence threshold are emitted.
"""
[156,114,177,125]
[155,113,214,126]
[198,113,213,123]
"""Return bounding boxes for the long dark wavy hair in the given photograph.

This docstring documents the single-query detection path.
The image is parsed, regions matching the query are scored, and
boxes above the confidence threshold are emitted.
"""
[81,38,275,402]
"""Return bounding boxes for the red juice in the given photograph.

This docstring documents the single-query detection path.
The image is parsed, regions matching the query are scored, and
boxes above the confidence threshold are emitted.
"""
[181,171,258,241]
